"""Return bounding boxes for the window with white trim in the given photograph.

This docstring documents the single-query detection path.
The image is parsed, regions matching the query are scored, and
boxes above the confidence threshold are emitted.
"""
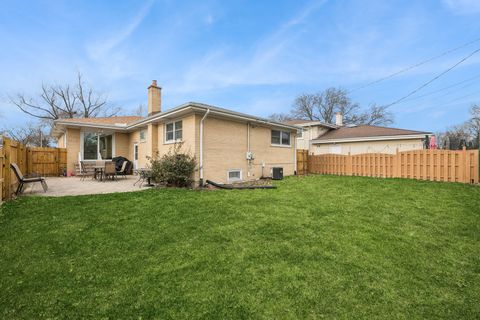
[297,129,303,139]
[165,120,182,142]
[271,130,290,146]
[139,130,146,142]
[227,169,242,182]
[82,132,113,160]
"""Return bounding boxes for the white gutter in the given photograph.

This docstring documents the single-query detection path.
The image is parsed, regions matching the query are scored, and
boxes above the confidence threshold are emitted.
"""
[199,109,210,185]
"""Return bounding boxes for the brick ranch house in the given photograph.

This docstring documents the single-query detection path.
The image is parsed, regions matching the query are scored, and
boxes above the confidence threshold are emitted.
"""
[52,81,301,185]
[288,113,431,155]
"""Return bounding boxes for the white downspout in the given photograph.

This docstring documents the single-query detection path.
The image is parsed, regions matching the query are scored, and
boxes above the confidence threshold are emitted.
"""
[200,109,210,186]
[294,131,297,174]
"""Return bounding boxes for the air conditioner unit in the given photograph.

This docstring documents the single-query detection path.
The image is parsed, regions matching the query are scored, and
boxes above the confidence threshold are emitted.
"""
[246,151,254,160]
[272,167,283,180]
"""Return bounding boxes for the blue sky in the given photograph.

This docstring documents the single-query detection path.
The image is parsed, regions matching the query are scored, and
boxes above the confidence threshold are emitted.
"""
[1,0,480,132]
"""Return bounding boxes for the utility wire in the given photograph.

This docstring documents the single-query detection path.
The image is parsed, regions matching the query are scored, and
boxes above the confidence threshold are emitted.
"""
[384,47,480,108]
[349,37,480,92]
[398,75,480,104]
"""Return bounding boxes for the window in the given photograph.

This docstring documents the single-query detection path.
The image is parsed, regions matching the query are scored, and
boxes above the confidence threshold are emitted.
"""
[271,130,290,146]
[83,132,98,160]
[329,145,342,154]
[228,169,242,182]
[82,132,114,160]
[139,130,146,142]
[297,129,303,139]
[165,120,182,142]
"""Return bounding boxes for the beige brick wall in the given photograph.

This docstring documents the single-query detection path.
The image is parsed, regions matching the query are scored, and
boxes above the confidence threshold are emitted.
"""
[65,128,80,176]
[128,128,149,168]
[314,138,425,155]
[115,132,130,158]
[203,117,296,183]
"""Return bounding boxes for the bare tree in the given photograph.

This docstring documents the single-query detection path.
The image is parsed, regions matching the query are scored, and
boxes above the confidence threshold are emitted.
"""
[437,104,480,149]
[290,88,393,125]
[10,72,121,122]
[1,122,52,147]
[268,113,293,123]
[133,104,148,117]
[466,104,480,140]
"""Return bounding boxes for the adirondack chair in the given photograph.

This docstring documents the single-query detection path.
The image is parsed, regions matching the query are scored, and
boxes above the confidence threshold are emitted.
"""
[10,163,48,195]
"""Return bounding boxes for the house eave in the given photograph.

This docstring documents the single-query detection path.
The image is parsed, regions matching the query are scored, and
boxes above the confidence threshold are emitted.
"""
[311,133,431,144]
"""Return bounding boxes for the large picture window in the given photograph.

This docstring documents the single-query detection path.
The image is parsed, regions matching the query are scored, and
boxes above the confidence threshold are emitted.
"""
[165,120,183,142]
[82,132,114,160]
[271,130,290,146]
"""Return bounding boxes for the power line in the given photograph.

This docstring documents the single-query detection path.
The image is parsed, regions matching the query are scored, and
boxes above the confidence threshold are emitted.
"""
[398,74,480,104]
[349,37,480,92]
[384,47,480,108]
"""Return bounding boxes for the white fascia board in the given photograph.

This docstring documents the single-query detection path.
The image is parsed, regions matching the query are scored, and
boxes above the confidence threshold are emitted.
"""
[311,134,429,144]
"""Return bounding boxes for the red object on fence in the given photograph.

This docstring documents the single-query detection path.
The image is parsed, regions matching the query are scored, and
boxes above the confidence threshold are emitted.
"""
[429,135,438,149]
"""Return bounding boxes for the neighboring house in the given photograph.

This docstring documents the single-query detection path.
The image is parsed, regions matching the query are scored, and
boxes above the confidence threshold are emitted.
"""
[52,81,300,184]
[286,113,431,155]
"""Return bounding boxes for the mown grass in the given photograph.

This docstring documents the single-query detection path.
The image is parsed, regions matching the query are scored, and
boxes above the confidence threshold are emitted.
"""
[0,175,479,319]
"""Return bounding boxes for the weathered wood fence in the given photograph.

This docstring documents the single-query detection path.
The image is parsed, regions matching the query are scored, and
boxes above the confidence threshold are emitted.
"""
[0,137,66,202]
[297,148,479,184]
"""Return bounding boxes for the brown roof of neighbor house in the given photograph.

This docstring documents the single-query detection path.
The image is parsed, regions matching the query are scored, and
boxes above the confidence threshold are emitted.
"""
[314,125,430,141]
[59,116,143,125]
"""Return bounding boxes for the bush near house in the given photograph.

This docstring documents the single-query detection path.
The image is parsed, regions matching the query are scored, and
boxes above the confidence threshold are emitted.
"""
[148,143,196,187]
[0,175,479,319]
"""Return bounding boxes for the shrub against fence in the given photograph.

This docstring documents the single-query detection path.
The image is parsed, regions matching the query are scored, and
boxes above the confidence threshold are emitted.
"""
[0,137,66,202]
[299,148,479,184]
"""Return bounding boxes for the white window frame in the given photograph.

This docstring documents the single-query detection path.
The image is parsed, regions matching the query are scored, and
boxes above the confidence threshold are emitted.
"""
[227,169,242,182]
[139,129,146,142]
[297,129,303,139]
[80,131,116,160]
[271,129,291,147]
[165,120,183,144]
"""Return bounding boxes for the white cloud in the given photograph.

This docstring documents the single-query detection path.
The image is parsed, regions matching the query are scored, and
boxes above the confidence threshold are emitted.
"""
[442,0,480,15]
[172,0,327,93]
[87,0,154,60]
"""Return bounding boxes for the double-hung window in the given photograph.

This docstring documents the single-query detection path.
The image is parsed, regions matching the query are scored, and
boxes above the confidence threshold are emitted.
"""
[165,120,183,142]
[271,130,291,146]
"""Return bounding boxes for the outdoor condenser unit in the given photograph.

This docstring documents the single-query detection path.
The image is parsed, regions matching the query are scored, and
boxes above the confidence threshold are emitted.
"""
[272,167,283,180]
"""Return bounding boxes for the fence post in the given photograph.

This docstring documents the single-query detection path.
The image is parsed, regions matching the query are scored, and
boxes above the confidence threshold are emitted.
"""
[394,148,399,178]
[3,137,11,200]
[462,146,467,183]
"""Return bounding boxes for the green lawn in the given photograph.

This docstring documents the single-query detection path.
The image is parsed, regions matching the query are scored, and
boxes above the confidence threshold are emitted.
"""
[1,176,479,319]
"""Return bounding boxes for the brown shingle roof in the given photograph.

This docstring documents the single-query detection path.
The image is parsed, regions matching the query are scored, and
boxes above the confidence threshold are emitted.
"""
[315,125,429,141]
[59,116,143,125]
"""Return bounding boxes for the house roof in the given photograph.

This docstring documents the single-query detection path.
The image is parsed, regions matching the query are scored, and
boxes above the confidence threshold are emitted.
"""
[52,102,302,137]
[312,125,431,143]
[283,119,338,128]
[59,116,143,125]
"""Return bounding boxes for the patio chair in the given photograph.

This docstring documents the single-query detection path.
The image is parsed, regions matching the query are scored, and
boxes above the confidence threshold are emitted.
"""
[79,161,95,181]
[116,161,129,179]
[103,162,117,181]
[10,163,48,195]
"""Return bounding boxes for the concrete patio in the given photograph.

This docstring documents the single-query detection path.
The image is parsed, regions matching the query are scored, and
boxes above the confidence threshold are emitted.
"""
[22,175,150,197]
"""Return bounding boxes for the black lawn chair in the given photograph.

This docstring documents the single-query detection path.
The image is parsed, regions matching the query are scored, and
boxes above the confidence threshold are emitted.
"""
[10,163,48,195]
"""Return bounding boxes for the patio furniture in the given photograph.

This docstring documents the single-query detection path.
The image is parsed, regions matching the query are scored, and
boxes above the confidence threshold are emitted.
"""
[79,161,95,181]
[133,168,153,187]
[103,162,117,181]
[10,163,48,195]
[116,161,129,179]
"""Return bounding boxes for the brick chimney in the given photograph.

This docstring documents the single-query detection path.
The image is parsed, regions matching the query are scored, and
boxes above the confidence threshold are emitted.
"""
[148,80,161,116]
[335,112,343,126]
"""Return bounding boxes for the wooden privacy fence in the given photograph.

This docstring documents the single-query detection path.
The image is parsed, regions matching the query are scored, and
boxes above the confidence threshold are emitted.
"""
[0,137,66,202]
[306,148,479,184]
[297,149,309,175]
